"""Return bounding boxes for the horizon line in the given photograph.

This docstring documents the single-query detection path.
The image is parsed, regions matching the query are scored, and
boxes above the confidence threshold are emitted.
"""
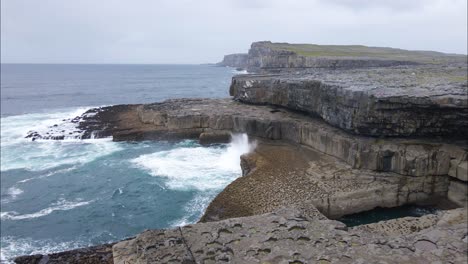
[0,62,219,65]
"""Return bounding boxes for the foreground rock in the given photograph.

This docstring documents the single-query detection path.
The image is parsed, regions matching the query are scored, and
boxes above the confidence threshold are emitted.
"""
[112,207,467,264]
[14,243,115,264]
[230,64,468,137]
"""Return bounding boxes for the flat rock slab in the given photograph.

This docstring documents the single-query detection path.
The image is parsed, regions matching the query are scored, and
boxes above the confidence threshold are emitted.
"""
[230,64,468,137]
[113,208,468,264]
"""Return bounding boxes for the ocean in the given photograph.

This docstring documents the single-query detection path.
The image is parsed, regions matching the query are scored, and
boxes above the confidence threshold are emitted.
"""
[0,64,249,262]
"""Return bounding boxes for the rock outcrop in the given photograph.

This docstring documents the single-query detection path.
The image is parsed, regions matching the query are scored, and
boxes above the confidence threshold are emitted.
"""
[111,207,467,264]
[219,41,467,72]
[230,65,468,137]
[218,53,249,68]
[201,140,454,221]
[27,98,468,213]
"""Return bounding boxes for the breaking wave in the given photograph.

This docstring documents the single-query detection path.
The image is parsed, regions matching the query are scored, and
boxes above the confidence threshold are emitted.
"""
[131,134,256,191]
[1,198,94,221]
[0,108,122,172]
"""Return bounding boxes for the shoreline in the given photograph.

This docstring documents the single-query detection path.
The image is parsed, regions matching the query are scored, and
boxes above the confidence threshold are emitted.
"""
[12,42,468,263]
[14,96,467,263]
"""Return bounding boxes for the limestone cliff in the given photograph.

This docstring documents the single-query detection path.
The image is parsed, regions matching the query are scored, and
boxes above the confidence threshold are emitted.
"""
[217,53,249,68]
[230,64,468,137]
[220,41,467,71]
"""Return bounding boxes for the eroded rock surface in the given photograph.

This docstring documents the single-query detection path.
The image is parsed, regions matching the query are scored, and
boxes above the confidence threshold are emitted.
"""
[230,64,468,137]
[113,207,468,264]
[201,140,451,222]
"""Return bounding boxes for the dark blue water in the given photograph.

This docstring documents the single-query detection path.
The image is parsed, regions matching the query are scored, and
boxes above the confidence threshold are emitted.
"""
[1,64,235,116]
[0,64,248,262]
[338,205,439,227]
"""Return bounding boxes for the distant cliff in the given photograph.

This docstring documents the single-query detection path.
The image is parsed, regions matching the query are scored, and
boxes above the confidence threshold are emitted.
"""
[220,41,467,71]
[218,53,248,68]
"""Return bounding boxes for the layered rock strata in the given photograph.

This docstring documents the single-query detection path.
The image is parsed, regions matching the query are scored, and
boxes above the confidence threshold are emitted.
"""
[230,65,468,137]
[70,99,466,182]
[201,141,451,221]
[220,41,467,71]
[218,53,249,68]
[30,98,466,217]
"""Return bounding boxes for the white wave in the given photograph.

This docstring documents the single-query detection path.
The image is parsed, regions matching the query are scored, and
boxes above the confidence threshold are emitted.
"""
[1,198,94,220]
[17,166,78,183]
[1,187,24,204]
[1,107,122,172]
[0,107,90,145]
[1,138,121,172]
[171,194,213,227]
[232,69,248,74]
[7,187,23,198]
[0,236,88,264]
[219,133,256,171]
[131,134,256,191]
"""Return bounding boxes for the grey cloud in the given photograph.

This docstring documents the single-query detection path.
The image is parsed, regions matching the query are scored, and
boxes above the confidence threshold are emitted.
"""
[1,0,466,64]
[324,0,432,10]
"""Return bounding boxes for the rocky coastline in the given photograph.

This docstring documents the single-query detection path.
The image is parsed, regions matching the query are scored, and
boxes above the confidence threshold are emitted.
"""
[17,42,467,263]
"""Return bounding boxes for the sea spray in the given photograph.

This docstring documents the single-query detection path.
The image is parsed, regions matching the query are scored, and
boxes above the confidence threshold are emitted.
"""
[131,133,256,191]
[218,133,257,171]
[168,133,256,227]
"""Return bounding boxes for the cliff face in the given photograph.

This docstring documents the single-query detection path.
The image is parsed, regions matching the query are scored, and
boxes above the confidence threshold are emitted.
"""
[218,53,249,68]
[247,41,419,70]
[230,64,468,137]
[26,97,468,212]
[220,41,467,71]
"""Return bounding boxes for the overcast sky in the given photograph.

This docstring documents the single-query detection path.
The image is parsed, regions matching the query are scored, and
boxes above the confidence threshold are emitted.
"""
[1,0,467,64]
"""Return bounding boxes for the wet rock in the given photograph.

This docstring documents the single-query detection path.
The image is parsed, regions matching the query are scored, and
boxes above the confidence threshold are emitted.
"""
[14,243,115,264]
[199,130,231,145]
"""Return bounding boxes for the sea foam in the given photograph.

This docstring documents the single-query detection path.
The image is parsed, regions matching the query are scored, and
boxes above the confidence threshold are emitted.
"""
[0,107,122,172]
[132,134,256,191]
[1,187,24,204]
[0,236,90,264]
[1,198,94,221]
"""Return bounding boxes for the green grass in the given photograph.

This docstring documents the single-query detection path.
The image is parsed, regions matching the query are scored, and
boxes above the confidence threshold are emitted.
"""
[262,42,467,63]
